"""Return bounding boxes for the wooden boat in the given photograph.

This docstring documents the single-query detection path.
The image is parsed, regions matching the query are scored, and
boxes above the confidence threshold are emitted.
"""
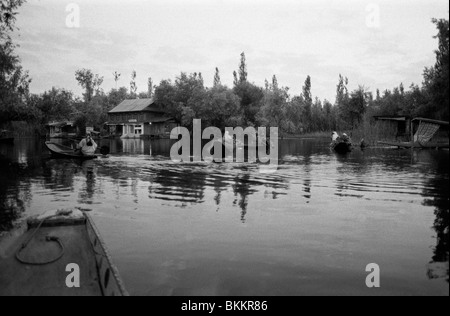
[330,140,353,153]
[45,141,98,160]
[378,141,449,149]
[0,208,128,296]
[376,118,449,150]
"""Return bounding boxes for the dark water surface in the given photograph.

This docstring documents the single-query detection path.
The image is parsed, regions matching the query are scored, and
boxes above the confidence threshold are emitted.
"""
[1,138,448,295]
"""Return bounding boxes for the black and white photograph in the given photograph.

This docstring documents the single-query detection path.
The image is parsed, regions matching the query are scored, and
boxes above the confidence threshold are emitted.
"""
[0,0,449,299]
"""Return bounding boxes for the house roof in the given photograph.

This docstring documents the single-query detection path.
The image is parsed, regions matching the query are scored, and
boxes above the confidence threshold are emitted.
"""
[109,98,164,113]
[149,117,175,123]
[373,116,409,122]
[46,121,74,127]
[412,117,449,126]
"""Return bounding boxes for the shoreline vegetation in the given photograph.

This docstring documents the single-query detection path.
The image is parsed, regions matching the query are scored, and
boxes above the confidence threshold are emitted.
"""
[1,2,449,146]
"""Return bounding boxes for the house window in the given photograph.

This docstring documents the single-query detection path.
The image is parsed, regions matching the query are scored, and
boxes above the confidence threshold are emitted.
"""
[135,125,143,135]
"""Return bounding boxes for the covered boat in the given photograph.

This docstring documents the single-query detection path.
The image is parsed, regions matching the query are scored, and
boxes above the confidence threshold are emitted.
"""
[377,118,449,149]
[0,208,128,296]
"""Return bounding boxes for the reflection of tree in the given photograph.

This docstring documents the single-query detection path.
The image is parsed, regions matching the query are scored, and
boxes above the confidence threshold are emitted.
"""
[41,160,77,190]
[422,153,449,282]
[232,173,256,222]
[0,156,32,231]
[78,160,97,203]
[147,165,207,207]
[232,169,289,223]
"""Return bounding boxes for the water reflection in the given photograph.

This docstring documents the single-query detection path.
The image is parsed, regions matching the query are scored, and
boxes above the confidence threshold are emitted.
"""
[420,151,449,282]
[0,138,448,294]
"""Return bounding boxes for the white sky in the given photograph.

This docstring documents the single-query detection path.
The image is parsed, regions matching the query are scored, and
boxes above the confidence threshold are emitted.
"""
[13,0,449,102]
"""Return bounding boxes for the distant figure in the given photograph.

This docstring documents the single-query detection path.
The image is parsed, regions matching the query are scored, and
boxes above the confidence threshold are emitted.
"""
[332,131,339,141]
[78,132,98,155]
[342,133,351,143]
[360,138,368,149]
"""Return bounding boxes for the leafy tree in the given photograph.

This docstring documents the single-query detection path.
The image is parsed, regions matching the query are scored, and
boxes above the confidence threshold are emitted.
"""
[233,82,264,126]
[422,18,449,121]
[75,69,103,102]
[238,52,247,84]
[0,0,31,124]
[148,77,153,98]
[213,67,221,87]
[130,70,137,98]
[34,88,75,124]
[113,71,121,89]
[154,72,205,124]
[233,71,238,87]
[301,75,312,130]
[259,82,289,129]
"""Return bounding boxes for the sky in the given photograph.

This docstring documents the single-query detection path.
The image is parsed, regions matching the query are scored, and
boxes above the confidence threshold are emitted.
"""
[12,0,450,102]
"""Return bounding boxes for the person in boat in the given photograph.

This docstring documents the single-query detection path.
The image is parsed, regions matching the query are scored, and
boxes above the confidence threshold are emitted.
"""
[77,132,98,155]
[342,133,351,143]
[332,131,339,141]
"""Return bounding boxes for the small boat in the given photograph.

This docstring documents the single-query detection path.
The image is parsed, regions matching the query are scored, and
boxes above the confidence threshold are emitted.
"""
[0,130,14,144]
[0,208,128,296]
[331,140,353,153]
[45,141,98,160]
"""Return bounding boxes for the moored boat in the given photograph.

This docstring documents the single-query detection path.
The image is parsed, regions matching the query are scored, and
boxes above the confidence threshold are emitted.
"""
[378,141,449,149]
[0,208,128,296]
[45,141,98,160]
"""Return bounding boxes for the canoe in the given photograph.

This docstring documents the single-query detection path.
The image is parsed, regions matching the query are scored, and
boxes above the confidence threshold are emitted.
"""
[378,141,449,149]
[0,208,128,296]
[45,141,98,160]
[330,140,353,153]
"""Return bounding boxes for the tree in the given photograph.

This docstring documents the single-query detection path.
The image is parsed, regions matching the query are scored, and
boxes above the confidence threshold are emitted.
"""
[345,86,370,128]
[35,87,75,124]
[259,82,289,129]
[148,77,153,98]
[335,74,350,129]
[422,18,449,121]
[238,52,248,84]
[272,75,278,90]
[301,76,312,131]
[154,72,205,124]
[130,70,137,98]
[0,0,31,124]
[113,71,121,89]
[108,87,128,108]
[75,69,103,102]
[233,71,238,87]
[213,67,221,87]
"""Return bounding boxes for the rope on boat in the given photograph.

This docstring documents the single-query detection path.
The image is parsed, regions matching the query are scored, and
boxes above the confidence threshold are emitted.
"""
[15,214,66,266]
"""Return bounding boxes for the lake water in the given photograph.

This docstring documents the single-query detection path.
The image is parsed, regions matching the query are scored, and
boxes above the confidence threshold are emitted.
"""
[0,138,448,296]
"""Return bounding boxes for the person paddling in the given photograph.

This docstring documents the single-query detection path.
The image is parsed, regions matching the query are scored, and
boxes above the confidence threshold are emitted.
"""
[77,132,98,156]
